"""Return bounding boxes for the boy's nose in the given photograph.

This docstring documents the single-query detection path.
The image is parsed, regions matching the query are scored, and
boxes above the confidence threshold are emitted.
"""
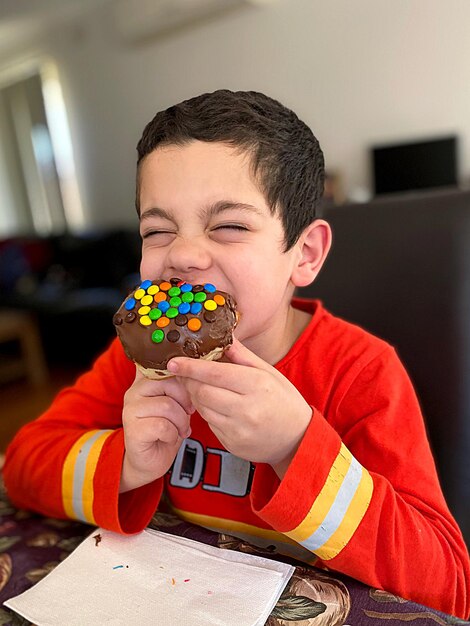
[166,236,212,275]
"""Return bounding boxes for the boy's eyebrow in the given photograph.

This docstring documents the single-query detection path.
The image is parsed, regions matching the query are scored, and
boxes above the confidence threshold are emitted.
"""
[140,201,263,223]
[140,207,175,222]
[200,200,264,220]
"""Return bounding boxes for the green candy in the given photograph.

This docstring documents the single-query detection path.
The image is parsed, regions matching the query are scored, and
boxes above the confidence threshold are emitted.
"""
[169,296,182,307]
[181,292,194,303]
[194,292,207,303]
[168,286,181,297]
[149,308,162,320]
[151,329,164,343]
[166,307,178,318]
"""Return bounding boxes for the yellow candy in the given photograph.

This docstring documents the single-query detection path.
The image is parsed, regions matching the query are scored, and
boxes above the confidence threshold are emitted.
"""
[140,294,153,306]
[139,315,152,326]
[147,285,159,295]
[204,300,217,311]
[134,288,145,300]
[138,305,151,315]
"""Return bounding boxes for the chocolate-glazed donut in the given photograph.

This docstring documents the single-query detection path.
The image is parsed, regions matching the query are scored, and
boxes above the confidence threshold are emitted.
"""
[113,278,238,379]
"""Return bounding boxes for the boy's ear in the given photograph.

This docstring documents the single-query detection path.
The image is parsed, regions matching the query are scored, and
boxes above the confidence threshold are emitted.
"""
[290,219,332,288]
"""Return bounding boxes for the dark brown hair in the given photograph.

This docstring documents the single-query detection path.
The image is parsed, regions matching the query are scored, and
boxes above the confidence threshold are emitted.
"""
[136,89,324,250]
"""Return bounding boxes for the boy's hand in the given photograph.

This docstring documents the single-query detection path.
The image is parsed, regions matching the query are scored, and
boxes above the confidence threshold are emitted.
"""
[167,339,313,477]
[120,370,194,493]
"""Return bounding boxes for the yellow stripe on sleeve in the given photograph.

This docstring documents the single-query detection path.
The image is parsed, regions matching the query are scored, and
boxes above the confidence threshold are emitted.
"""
[315,466,373,560]
[61,429,112,523]
[286,443,374,560]
[62,431,98,519]
[288,443,353,543]
[81,430,113,524]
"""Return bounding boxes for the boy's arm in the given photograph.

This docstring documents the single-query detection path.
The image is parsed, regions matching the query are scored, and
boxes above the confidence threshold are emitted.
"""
[3,338,163,534]
[249,347,470,619]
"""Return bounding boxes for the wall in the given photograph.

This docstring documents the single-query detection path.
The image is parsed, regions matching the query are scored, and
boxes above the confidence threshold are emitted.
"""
[1,0,470,231]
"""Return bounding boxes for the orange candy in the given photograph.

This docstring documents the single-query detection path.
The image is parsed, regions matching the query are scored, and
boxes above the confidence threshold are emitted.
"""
[157,317,170,328]
[213,294,225,306]
[159,281,172,291]
[154,292,167,303]
[188,318,202,332]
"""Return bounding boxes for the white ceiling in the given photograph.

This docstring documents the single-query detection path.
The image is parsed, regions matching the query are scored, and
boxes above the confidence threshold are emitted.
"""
[0,0,104,21]
[0,0,108,58]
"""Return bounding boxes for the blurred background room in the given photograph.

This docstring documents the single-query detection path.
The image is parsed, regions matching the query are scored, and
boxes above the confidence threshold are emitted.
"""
[1,0,470,540]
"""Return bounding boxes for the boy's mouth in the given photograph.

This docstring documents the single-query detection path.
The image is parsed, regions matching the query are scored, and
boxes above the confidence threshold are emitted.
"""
[152,276,227,291]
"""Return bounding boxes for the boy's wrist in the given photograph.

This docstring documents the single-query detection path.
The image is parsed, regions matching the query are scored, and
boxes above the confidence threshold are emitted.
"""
[271,404,313,479]
[271,445,299,480]
[119,454,159,493]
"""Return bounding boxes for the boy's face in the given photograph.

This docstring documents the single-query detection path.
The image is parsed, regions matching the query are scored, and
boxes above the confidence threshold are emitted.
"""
[138,141,302,347]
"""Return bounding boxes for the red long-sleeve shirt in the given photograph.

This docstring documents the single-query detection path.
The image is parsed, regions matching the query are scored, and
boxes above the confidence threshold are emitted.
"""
[4,299,470,617]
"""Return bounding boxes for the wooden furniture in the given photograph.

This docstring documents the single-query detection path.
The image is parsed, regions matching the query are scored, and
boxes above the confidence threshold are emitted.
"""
[0,309,48,387]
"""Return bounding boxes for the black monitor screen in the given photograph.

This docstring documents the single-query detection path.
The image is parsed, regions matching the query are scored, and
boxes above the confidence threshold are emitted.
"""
[372,136,458,195]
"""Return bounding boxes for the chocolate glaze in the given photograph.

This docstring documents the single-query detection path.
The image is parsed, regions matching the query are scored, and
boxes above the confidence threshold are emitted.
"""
[113,278,238,370]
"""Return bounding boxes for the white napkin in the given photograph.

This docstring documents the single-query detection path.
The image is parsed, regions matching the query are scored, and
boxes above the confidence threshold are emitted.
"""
[4,528,294,626]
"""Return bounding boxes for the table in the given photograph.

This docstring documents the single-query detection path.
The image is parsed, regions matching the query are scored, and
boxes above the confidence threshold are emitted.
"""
[0,475,467,626]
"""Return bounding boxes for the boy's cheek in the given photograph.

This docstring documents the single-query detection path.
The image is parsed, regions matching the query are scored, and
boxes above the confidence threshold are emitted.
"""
[140,254,162,279]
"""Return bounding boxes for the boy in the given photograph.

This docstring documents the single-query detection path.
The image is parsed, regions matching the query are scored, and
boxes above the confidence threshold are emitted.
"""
[4,90,470,618]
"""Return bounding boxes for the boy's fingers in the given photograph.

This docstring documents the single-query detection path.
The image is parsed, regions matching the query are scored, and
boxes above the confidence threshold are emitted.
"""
[167,339,274,392]
[168,356,252,393]
[129,397,191,440]
[163,377,196,414]
[183,379,241,417]
[132,366,195,415]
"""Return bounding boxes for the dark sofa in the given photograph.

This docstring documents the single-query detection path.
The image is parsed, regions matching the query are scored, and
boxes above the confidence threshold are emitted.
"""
[0,229,141,367]
[297,187,470,546]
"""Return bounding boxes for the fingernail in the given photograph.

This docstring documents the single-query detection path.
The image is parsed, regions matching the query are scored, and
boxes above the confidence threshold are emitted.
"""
[167,360,178,373]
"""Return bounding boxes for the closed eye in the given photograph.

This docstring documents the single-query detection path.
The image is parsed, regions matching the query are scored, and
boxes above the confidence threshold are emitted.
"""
[141,230,177,247]
[212,224,249,231]
[209,223,251,244]
[142,230,175,238]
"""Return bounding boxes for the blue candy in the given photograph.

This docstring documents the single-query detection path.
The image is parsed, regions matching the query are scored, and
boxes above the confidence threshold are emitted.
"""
[140,279,152,290]
[180,283,193,293]
[125,298,136,310]
[178,302,191,315]
[158,300,170,313]
[204,283,216,293]
[190,302,202,315]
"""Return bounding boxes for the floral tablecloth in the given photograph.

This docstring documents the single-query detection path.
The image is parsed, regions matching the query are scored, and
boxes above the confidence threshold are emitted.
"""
[0,476,467,626]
